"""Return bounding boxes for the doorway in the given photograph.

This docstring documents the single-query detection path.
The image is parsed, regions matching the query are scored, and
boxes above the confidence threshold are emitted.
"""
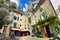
[45,26,51,38]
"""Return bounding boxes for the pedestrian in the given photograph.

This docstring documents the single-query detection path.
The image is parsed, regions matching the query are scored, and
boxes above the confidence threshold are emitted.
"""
[10,31,15,38]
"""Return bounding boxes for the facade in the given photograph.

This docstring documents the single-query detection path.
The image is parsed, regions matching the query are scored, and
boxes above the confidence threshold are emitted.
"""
[0,0,30,37]
[10,12,30,37]
[28,0,56,38]
[1,11,13,37]
[0,0,59,38]
[1,10,30,37]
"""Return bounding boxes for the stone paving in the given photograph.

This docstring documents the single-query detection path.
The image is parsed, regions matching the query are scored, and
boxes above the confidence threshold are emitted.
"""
[15,36,49,40]
[0,33,49,40]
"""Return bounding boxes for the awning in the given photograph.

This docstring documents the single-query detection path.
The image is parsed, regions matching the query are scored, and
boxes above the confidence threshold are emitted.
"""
[11,28,29,31]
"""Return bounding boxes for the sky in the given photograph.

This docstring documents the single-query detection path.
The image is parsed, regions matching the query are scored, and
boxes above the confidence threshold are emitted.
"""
[10,0,60,11]
[10,0,33,11]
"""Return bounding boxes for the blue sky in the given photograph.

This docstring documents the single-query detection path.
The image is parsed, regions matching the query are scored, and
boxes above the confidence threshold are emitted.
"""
[10,0,33,11]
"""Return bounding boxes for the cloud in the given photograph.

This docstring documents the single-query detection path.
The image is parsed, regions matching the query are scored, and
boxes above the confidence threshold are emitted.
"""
[23,8,26,11]
[23,3,28,11]
[25,3,28,8]
[10,0,32,11]
[10,0,19,6]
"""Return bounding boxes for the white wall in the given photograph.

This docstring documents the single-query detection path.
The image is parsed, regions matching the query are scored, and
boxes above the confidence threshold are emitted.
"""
[50,0,60,10]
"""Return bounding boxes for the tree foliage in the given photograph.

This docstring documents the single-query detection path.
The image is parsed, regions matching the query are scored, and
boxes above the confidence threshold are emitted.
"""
[32,15,57,27]
[0,8,9,29]
[0,0,4,4]
[9,3,16,9]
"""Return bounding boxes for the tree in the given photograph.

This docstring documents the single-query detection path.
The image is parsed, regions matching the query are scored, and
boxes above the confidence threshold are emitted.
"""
[0,0,4,4]
[9,2,16,9]
[0,8,9,29]
[32,13,60,38]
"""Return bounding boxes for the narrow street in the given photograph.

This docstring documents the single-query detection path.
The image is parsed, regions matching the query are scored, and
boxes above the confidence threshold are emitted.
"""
[0,0,60,40]
[15,36,49,40]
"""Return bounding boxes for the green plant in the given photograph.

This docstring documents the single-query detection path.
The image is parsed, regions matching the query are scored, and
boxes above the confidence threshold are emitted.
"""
[42,11,48,18]
[0,8,9,29]
[50,23,58,36]
[0,0,4,4]
[9,3,16,9]
[32,15,57,27]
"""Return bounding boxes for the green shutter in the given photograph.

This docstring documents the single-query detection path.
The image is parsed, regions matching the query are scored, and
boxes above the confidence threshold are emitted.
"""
[17,17,19,21]
[14,16,17,20]
[13,22,16,28]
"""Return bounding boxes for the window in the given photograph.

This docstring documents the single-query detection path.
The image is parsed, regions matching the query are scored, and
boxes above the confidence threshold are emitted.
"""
[14,16,19,21]
[20,19,22,21]
[39,5,43,12]
[14,16,17,20]
[13,22,17,28]
[21,14,23,16]
[17,17,19,21]
[20,24,21,26]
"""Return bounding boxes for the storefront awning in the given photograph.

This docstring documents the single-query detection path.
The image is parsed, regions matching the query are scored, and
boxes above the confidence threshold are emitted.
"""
[11,28,29,31]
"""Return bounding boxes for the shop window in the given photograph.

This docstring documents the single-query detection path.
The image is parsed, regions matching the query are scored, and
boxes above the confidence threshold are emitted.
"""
[13,22,17,28]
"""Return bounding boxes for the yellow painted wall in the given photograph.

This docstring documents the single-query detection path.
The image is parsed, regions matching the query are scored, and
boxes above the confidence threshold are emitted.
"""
[12,12,28,30]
